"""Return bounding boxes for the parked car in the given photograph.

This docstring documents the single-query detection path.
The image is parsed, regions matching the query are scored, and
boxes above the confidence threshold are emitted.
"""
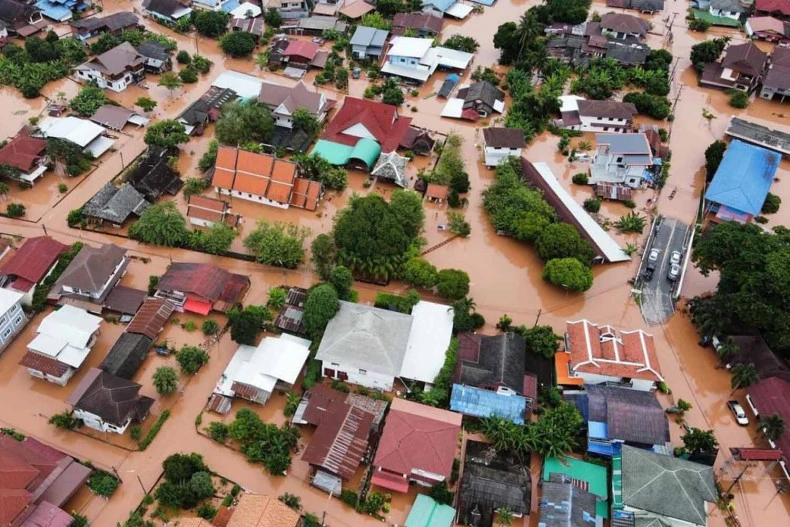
[648,248,660,261]
[644,260,656,281]
[670,250,682,265]
[727,400,749,426]
[668,263,680,281]
[352,67,361,79]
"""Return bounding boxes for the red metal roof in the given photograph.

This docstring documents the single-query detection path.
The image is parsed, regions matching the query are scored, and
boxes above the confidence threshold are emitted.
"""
[284,40,319,60]
[321,97,412,153]
[125,297,175,340]
[757,0,790,15]
[0,237,67,288]
[730,447,783,461]
[157,262,243,304]
[371,470,410,493]
[184,297,211,316]
[0,129,46,173]
[19,352,70,377]
[748,376,790,460]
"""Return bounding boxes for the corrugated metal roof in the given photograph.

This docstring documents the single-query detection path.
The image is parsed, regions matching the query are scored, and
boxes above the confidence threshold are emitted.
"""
[450,384,527,424]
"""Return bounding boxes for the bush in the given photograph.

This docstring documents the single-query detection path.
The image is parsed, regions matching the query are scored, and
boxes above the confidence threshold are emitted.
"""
[182,320,197,332]
[728,89,749,109]
[583,198,601,213]
[153,366,179,395]
[176,50,191,64]
[131,425,142,441]
[176,346,210,375]
[192,55,212,74]
[202,319,219,336]
[542,258,594,292]
[138,410,170,450]
[220,32,256,57]
[243,221,309,269]
[70,513,89,527]
[402,257,439,288]
[87,470,119,497]
[375,291,420,314]
[67,208,85,228]
[572,172,588,185]
[69,84,109,117]
[428,481,454,506]
[762,192,781,214]
[436,269,470,300]
[623,199,636,208]
[267,287,287,310]
[623,92,671,120]
[207,422,229,443]
[48,410,80,430]
[197,503,217,520]
[179,65,198,83]
[340,489,358,508]
[6,203,25,218]
[58,183,68,193]
[279,492,302,511]
[190,471,215,500]
[536,223,594,265]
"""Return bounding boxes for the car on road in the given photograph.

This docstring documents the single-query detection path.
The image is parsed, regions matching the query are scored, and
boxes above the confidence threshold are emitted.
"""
[648,248,660,261]
[668,263,680,281]
[727,400,749,426]
[644,260,656,281]
[670,251,682,265]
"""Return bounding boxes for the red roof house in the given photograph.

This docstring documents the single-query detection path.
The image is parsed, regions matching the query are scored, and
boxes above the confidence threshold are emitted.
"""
[747,376,790,462]
[0,128,48,183]
[371,398,461,493]
[757,0,790,17]
[284,40,319,61]
[321,97,413,153]
[0,236,67,296]
[155,262,250,315]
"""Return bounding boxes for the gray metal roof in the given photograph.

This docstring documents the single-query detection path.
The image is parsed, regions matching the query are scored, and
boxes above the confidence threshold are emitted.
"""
[538,474,598,527]
[350,26,389,47]
[585,384,669,445]
[315,301,413,377]
[710,0,747,12]
[83,183,150,224]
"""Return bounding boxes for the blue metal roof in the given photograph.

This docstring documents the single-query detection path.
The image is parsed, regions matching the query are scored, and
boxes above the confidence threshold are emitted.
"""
[423,0,455,12]
[469,0,496,5]
[704,139,780,217]
[450,384,527,424]
[220,0,241,13]
[36,0,81,21]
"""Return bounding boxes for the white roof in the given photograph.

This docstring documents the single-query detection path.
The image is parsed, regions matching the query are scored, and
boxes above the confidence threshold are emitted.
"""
[388,36,433,58]
[212,70,264,99]
[532,162,630,263]
[127,114,150,127]
[381,61,432,82]
[231,1,262,18]
[0,288,23,315]
[441,97,464,118]
[84,135,116,158]
[400,301,454,384]
[218,334,311,395]
[429,46,474,70]
[28,305,101,368]
[37,117,104,147]
[445,2,473,18]
[493,99,505,113]
[559,95,584,112]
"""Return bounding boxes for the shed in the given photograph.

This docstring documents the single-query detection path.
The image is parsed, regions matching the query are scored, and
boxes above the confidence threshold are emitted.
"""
[102,285,146,315]
[125,297,175,340]
[100,333,153,379]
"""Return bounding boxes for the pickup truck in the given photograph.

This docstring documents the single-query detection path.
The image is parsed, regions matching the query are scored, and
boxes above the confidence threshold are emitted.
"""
[644,260,657,281]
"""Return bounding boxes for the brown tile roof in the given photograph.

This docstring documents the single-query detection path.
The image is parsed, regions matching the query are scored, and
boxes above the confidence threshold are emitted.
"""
[600,12,650,37]
[226,494,300,527]
[0,128,46,173]
[483,127,526,149]
[125,297,175,340]
[425,183,448,200]
[339,0,375,19]
[103,285,147,315]
[187,195,239,226]
[392,12,443,35]
[577,99,637,120]
[90,104,136,130]
[212,146,238,189]
[77,41,145,76]
[258,81,325,115]
[19,352,70,377]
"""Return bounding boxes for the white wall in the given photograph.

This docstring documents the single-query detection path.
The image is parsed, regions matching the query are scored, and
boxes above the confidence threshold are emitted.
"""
[320,360,395,391]
[709,7,741,21]
[575,371,655,391]
[484,147,521,167]
[26,366,74,386]
[0,301,25,350]
[579,115,629,133]
[73,408,131,434]
[623,505,710,527]
[222,188,291,209]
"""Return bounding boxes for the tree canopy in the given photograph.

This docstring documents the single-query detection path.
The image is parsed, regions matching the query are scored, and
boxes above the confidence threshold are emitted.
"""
[243,221,309,269]
[536,223,594,265]
[69,84,109,117]
[442,35,480,53]
[704,140,727,182]
[194,10,229,37]
[303,284,340,338]
[690,37,729,72]
[129,201,191,247]
[144,120,189,150]
[542,258,594,292]
[519,325,561,359]
[214,101,275,146]
[220,32,256,57]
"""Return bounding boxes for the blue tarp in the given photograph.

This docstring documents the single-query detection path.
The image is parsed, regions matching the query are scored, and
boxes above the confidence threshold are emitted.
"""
[704,139,780,217]
[450,384,527,424]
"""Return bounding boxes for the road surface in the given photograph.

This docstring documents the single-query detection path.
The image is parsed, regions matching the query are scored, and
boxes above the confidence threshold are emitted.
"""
[640,217,690,325]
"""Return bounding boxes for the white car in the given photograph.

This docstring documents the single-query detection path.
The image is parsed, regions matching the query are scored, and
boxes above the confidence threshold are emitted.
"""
[648,248,660,261]
[728,400,749,426]
[668,263,680,281]
[670,251,682,265]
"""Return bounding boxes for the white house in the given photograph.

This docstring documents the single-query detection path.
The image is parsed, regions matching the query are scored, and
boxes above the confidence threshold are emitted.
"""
[482,127,526,168]
[214,334,311,405]
[35,117,116,158]
[558,96,638,133]
[257,80,332,129]
[381,36,474,84]
[708,0,747,22]
[74,42,146,93]
[0,289,26,354]
[421,0,473,19]
[316,300,454,391]
[67,368,153,434]
[20,305,101,385]
[589,133,653,188]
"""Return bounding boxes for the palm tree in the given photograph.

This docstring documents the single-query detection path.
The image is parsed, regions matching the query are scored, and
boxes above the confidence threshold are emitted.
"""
[730,363,758,395]
[717,337,738,365]
[495,507,514,527]
[758,414,786,443]
[0,182,8,200]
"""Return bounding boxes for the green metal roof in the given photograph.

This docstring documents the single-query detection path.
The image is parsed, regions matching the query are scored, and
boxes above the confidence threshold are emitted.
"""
[310,139,355,166]
[543,456,609,518]
[405,494,455,527]
[349,137,382,170]
[612,454,624,510]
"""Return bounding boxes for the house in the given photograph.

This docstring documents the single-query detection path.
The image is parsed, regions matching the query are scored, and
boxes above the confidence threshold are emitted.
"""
[606,0,664,13]
[281,40,328,70]
[126,146,183,201]
[179,494,301,527]
[707,0,747,23]
[453,333,537,401]
[0,0,45,36]
[50,243,128,305]
[562,319,664,390]
[482,127,525,167]
[605,41,651,67]
[187,195,240,227]
[214,334,310,407]
[70,11,139,40]
[351,26,389,60]
[539,473,600,527]
[760,46,790,100]
[67,368,154,434]
[614,446,716,527]
[0,288,25,352]
[746,377,790,460]
[74,41,146,92]
[178,85,236,135]
[142,0,193,24]
[589,133,654,188]
[442,81,505,120]
[456,440,530,527]
[338,0,375,20]
[724,336,790,382]
[292,384,388,431]
[0,236,66,305]
[82,183,150,227]
[125,297,176,340]
[316,300,453,391]
[0,128,48,184]
[286,15,347,34]
[381,36,474,84]
[371,151,409,187]
[558,96,637,133]
[756,0,790,19]
[193,0,239,10]
[102,285,147,316]
[274,286,307,334]
[257,80,334,129]
[90,104,149,131]
[700,42,767,93]
[35,0,88,22]
[567,384,670,457]
[520,159,631,263]
[421,0,473,19]
[392,11,443,36]
[211,146,322,210]
[313,97,413,170]
[229,1,261,18]
[406,495,455,527]
[155,262,249,314]
[703,139,780,223]
[450,384,529,424]
[543,456,609,523]
[372,398,461,492]
[425,183,449,203]
[228,16,265,38]
[725,115,790,155]
[137,40,172,73]
[746,15,790,42]
[600,12,650,40]
[35,116,116,158]
[401,127,436,155]
[263,0,310,20]
[0,435,92,527]
[19,305,101,385]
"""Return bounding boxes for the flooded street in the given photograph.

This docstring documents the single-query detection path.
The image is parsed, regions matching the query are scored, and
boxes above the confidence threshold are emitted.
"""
[0,0,787,525]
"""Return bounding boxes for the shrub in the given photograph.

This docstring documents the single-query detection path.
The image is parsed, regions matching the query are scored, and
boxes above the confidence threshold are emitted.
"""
[189,471,215,500]
[182,320,197,332]
[48,410,80,430]
[583,198,601,213]
[182,177,208,197]
[176,50,191,64]
[67,208,85,228]
[197,503,217,520]
[87,470,119,497]
[70,513,89,527]
[340,489,358,508]
[176,346,210,375]
[278,492,302,511]
[542,258,594,292]
[623,199,636,208]
[153,366,179,395]
[762,192,781,214]
[572,172,588,185]
[402,257,439,288]
[131,425,142,441]
[428,481,454,506]
[208,422,228,443]
[228,305,270,345]
[727,89,749,109]
[58,183,68,193]
[138,410,171,451]
[192,55,212,74]
[202,319,219,336]
[179,65,198,83]
[6,203,25,217]
[267,287,287,310]
[436,269,470,300]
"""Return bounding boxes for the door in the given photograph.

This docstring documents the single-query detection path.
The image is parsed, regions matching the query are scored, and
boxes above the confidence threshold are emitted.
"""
[338,371,348,381]
[324,367,335,378]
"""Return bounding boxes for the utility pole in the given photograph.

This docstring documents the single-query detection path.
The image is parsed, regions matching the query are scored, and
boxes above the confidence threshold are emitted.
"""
[725,464,751,495]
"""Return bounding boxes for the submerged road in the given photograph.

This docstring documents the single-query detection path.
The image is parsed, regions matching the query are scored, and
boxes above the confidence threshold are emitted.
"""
[640,216,689,325]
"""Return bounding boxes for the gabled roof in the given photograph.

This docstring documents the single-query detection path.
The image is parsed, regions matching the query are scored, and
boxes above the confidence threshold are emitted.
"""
[299,384,388,429]
[127,145,183,201]
[284,40,320,60]
[454,333,527,393]
[577,99,637,120]
[450,384,528,424]
[629,0,665,10]
[0,128,47,173]
[621,446,716,526]
[316,301,413,377]
[211,146,301,205]
[0,0,39,27]
[100,333,153,379]
[321,97,412,152]
[539,474,599,527]
[748,377,790,461]
[721,42,768,77]
[56,243,127,295]
[585,384,669,445]
[483,127,526,149]
[91,104,146,131]
[704,139,780,216]
[83,183,150,225]
[71,11,139,32]
[747,15,788,34]
[710,0,747,12]
[338,0,375,19]
[142,0,190,18]
[351,26,389,47]
[103,285,147,315]
[76,41,145,77]
[157,262,249,305]
[392,12,443,35]
[462,81,504,109]
[405,494,455,527]
[0,236,66,289]
[757,0,790,15]
[225,494,301,527]
[258,80,327,115]
[606,42,650,65]
[600,12,650,36]
[137,40,170,61]
[125,297,175,340]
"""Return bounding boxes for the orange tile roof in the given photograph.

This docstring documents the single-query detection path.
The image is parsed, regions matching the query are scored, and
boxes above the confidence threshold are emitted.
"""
[188,195,227,212]
[271,159,297,183]
[234,172,270,196]
[237,149,273,176]
[212,146,239,189]
[266,181,292,205]
[212,147,304,206]
[426,183,449,200]
[555,351,584,386]
[226,494,300,527]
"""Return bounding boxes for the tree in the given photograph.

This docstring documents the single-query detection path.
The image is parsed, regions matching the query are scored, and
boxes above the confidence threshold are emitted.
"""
[220,32,256,57]
[176,50,191,64]
[292,108,321,138]
[542,258,594,292]
[158,71,183,95]
[278,493,302,511]
[179,65,198,83]
[264,7,282,27]
[214,101,274,146]
[762,193,781,214]
[682,428,718,454]
[153,367,179,395]
[436,269,470,300]
[728,89,749,109]
[704,140,727,182]
[202,319,219,336]
[303,284,339,338]
[382,80,404,106]
[716,337,738,364]
[144,120,188,150]
[360,11,391,30]
[690,37,729,72]
[267,287,287,310]
[48,409,80,430]
[192,55,213,74]
[228,306,269,345]
[135,96,157,113]
[495,508,514,527]
[758,413,786,442]
[537,224,594,265]
[182,177,209,198]
[311,233,337,280]
[293,153,347,190]
[442,35,480,53]
[163,453,208,483]
[243,221,309,268]
[402,257,439,288]
[531,402,584,459]
[6,204,25,218]
[614,211,647,234]
[129,201,191,247]
[730,363,758,394]
[197,222,237,255]
[176,346,210,375]
[189,471,215,500]
[69,84,109,117]
[622,92,671,120]
[194,10,229,37]
[428,482,454,506]
[329,265,354,301]
[520,325,561,358]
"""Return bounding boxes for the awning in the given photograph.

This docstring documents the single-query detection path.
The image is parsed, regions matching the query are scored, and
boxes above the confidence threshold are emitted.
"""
[183,298,211,316]
[371,471,410,493]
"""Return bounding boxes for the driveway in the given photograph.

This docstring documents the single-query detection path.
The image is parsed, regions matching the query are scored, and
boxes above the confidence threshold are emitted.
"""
[640,216,690,325]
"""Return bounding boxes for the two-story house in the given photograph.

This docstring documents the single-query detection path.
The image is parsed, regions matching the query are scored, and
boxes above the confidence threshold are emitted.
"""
[760,46,790,100]
[67,368,154,434]
[0,0,45,36]
[482,127,526,167]
[137,41,172,73]
[380,36,474,85]
[264,0,309,20]
[70,11,139,40]
[708,0,749,23]
[75,42,146,92]
[141,0,193,24]
[700,41,768,93]
[589,133,653,188]
[50,243,129,305]
[0,236,66,306]
[0,127,48,184]
[350,26,389,60]
[0,288,26,354]
[559,96,638,133]
[258,80,333,128]
[600,12,650,40]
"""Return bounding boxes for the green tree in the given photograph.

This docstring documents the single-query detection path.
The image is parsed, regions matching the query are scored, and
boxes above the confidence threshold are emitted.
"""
[730,363,758,394]
[135,96,157,113]
[153,366,179,395]
[728,89,749,109]
[6,203,25,218]
[536,223,594,265]
[158,71,183,95]
[48,409,80,430]
[293,153,347,189]
[267,287,287,310]
[520,325,561,358]
[382,80,405,106]
[176,346,210,375]
[220,32,256,57]
[329,265,354,301]
[542,258,594,292]
[436,269,470,301]
[163,453,208,483]
[360,12,391,30]
[264,7,282,27]
[129,201,191,247]
[532,402,584,459]
[214,101,275,146]
[202,319,219,336]
[402,257,439,288]
[69,84,109,117]
[292,108,321,138]
[176,50,191,64]
[243,221,309,268]
[197,222,237,255]
[194,10,229,37]
[303,284,339,338]
[681,428,718,454]
[442,35,480,53]
[716,337,738,364]
[428,481,454,506]
[690,37,730,72]
[704,140,727,182]
[495,508,514,527]
[144,120,188,150]
[189,472,215,500]
[614,211,647,234]
[311,233,337,280]
[192,55,213,74]
[182,177,209,197]
[278,493,302,511]
[762,193,781,214]
[758,413,786,442]
[622,92,671,120]
[390,189,425,239]
[179,65,198,83]
[228,306,270,345]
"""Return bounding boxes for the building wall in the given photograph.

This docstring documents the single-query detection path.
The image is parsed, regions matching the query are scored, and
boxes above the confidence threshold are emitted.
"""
[189,217,215,228]
[709,7,742,20]
[484,146,521,167]
[75,68,138,92]
[216,188,291,209]
[320,360,395,391]
[575,371,655,391]
[0,300,26,352]
[26,365,74,386]
[73,409,131,434]
[760,84,790,99]
[579,115,630,132]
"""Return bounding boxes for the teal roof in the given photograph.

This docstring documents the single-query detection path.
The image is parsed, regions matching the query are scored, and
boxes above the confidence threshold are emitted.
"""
[543,456,609,519]
[310,138,382,170]
[349,138,382,169]
[405,495,455,527]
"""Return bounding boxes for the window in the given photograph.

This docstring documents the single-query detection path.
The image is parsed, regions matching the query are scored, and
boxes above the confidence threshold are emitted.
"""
[359,369,367,375]
[13,316,21,325]
[2,328,10,339]
[0,315,6,325]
